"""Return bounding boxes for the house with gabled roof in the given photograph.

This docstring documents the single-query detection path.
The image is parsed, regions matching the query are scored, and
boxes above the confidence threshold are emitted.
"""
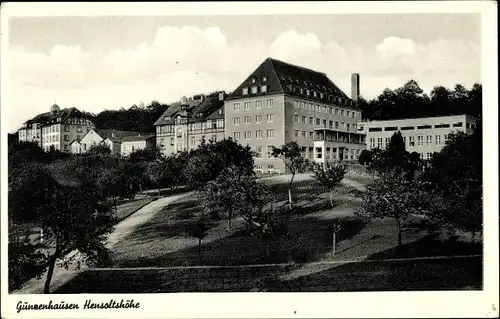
[71,128,145,155]
[224,57,366,173]
[154,91,227,155]
[18,104,95,153]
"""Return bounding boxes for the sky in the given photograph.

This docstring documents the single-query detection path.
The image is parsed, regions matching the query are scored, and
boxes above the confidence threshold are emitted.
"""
[6,13,481,132]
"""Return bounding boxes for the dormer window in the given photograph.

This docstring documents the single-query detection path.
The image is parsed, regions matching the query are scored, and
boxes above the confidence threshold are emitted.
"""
[313,91,317,98]
[306,89,310,96]
[261,85,267,93]
[251,86,258,94]
[218,109,223,114]
[263,76,267,82]
[243,87,249,95]
[320,92,324,99]
[251,78,256,84]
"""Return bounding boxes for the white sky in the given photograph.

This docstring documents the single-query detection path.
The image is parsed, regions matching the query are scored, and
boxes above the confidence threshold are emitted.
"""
[5,12,481,132]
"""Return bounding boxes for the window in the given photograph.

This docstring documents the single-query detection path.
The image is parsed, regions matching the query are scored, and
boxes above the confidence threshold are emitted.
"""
[419,153,424,159]
[243,88,248,95]
[347,123,350,131]
[217,119,224,128]
[191,136,196,145]
[323,120,327,127]
[256,146,263,158]
[346,111,350,117]
[64,135,69,141]
[444,134,449,143]
[77,126,82,133]
[267,114,274,122]
[377,138,383,148]
[315,118,320,126]
[417,135,423,146]
[261,85,267,93]
[335,122,339,129]
[329,121,333,129]
[435,135,441,146]
[352,112,356,118]
[294,130,299,138]
[256,165,263,170]
[251,86,258,94]
[267,146,274,158]
[244,102,251,110]
[255,100,262,109]
[417,125,432,130]
[341,110,345,116]
[233,117,240,125]
[266,129,274,138]
[385,137,390,148]
[370,138,375,148]
[233,103,240,111]
[426,135,432,145]
[266,99,274,107]
[263,76,267,82]
[309,132,314,140]
[302,116,307,123]
[302,131,306,138]
[309,117,313,125]
[335,108,339,115]
[326,147,331,159]
[177,129,182,138]
[293,114,299,122]
[409,136,415,146]
[64,145,68,151]
[426,153,433,159]
[316,147,323,159]
[384,126,398,131]
[256,130,263,139]
[233,132,240,140]
[369,127,382,132]
[212,135,217,142]
[77,135,81,141]
[244,116,251,124]
[245,131,252,139]
[294,101,299,109]
[255,115,262,123]
[341,122,345,129]
[268,164,275,170]
[401,126,415,131]
[453,122,463,128]
[251,78,256,83]
[434,124,450,128]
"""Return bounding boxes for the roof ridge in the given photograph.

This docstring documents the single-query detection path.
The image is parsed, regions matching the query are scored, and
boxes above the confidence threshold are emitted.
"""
[268,57,326,75]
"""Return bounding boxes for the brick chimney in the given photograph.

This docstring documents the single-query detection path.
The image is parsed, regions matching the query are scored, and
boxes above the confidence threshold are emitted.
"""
[219,91,226,101]
[351,73,360,102]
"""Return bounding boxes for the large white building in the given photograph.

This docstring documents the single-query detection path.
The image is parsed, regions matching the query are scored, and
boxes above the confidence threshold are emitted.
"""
[70,128,144,155]
[358,114,478,159]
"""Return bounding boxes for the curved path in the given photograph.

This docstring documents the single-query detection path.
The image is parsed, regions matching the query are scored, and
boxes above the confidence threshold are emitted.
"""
[14,193,192,294]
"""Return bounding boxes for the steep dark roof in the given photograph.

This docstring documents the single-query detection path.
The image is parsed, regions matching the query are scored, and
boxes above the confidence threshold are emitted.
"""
[120,134,155,142]
[22,107,94,128]
[154,91,225,126]
[226,57,355,108]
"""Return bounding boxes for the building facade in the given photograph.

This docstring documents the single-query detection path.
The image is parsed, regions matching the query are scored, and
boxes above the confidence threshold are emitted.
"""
[120,135,156,156]
[359,114,477,160]
[224,57,366,173]
[18,104,95,153]
[71,128,144,155]
[154,91,226,156]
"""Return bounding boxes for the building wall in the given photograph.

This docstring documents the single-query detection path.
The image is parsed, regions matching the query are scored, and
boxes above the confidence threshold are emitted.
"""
[18,124,41,147]
[121,139,154,156]
[103,139,121,155]
[70,141,82,154]
[361,114,477,159]
[224,94,286,172]
[41,118,94,153]
[79,129,104,153]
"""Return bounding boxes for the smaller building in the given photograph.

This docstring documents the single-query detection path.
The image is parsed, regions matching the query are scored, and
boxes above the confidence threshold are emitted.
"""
[359,114,477,160]
[120,134,156,156]
[71,128,144,155]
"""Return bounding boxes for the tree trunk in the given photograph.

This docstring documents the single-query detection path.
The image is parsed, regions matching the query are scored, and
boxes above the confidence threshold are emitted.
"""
[139,183,143,193]
[329,189,334,208]
[44,254,58,294]
[198,238,202,261]
[288,173,295,210]
[396,219,403,247]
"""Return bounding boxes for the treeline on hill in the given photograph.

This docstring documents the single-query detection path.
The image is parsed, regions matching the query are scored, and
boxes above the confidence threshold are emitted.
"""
[90,100,169,133]
[358,80,482,120]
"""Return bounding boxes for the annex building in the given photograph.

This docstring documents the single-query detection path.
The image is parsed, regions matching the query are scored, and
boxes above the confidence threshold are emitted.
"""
[224,57,366,173]
[358,114,478,160]
[154,91,226,155]
[18,104,95,153]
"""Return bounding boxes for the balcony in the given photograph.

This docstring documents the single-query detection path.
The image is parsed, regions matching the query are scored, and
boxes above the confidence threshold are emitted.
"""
[313,127,366,145]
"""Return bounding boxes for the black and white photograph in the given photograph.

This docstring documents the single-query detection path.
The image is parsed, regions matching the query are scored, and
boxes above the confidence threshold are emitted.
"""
[1,2,498,318]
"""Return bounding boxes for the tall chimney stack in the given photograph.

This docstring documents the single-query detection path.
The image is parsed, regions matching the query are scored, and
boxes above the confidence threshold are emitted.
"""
[351,73,360,103]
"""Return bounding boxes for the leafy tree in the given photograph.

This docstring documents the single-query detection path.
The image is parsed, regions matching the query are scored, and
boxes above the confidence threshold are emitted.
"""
[312,162,347,207]
[86,143,112,156]
[145,159,165,197]
[202,165,266,231]
[358,149,373,166]
[8,233,46,292]
[128,145,162,163]
[358,171,434,246]
[369,132,417,179]
[188,218,210,261]
[271,141,309,208]
[39,183,116,293]
[8,141,47,170]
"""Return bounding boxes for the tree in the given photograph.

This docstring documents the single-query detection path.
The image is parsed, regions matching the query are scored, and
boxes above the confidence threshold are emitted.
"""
[357,171,434,246]
[369,132,417,179]
[358,149,373,166]
[188,218,210,261]
[8,233,46,292]
[312,163,347,208]
[271,141,309,209]
[145,159,165,197]
[39,183,116,293]
[202,165,266,231]
[86,143,112,156]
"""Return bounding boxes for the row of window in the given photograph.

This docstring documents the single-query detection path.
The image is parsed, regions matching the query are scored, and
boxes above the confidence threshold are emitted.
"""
[233,129,275,141]
[369,134,449,149]
[157,119,225,134]
[233,114,274,125]
[293,100,357,118]
[293,115,357,132]
[367,121,471,132]
[242,84,268,96]
[233,99,274,111]
[167,135,219,146]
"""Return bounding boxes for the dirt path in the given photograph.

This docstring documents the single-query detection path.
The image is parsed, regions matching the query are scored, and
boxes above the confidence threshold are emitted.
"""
[13,193,192,294]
